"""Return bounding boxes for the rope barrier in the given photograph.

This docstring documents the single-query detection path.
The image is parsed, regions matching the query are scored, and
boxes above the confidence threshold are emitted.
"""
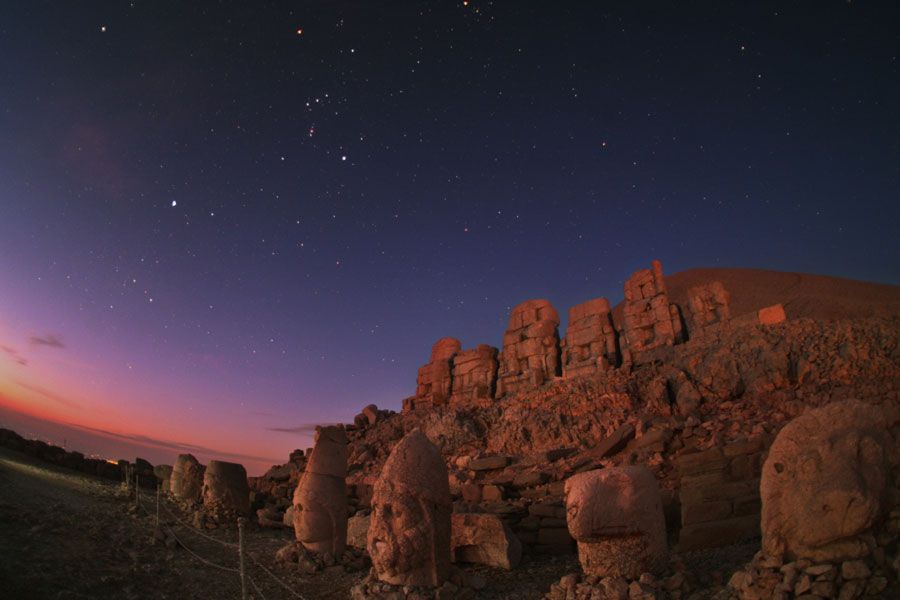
[132,492,308,599]
[249,553,309,600]
[156,495,239,548]
[136,496,240,573]
[248,574,268,600]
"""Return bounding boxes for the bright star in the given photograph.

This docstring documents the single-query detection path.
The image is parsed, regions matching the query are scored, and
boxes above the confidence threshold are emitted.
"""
[171,200,177,207]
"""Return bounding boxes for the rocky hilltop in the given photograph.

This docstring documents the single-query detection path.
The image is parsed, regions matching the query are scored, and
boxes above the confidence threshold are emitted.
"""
[251,261,899,599]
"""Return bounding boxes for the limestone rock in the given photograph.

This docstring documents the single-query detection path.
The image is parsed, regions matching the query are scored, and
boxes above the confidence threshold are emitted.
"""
[153,464,173,492]
[410,338,461,411]
[621,260,685,354]
[449,344,499,406]
[565,466,667,578]
[171,454,205,502]
[687,281,731,331]
[497,299,561,397]
[202,460,250,520]
[758,304,786,325]
[347,513,371,549]
[451,513,522,570]
[561,297,620,379]
[761,400,891,562]
[293,425,349,556]
[367,428,451,587]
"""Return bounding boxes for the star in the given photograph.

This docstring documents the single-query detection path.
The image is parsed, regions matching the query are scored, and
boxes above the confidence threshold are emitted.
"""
[171,200,177,207]
[100,25,107,33]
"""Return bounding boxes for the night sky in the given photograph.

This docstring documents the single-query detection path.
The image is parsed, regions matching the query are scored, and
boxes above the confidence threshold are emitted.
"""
[1,1,898,474]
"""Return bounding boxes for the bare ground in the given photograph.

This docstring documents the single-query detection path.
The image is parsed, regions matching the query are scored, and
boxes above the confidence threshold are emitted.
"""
[0,447,577,599]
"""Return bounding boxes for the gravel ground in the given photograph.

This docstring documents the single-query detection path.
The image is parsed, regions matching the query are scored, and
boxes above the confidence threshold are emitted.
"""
[0,447,578,599]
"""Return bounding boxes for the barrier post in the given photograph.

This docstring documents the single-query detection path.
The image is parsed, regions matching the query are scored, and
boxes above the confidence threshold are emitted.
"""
[238,517,248,600]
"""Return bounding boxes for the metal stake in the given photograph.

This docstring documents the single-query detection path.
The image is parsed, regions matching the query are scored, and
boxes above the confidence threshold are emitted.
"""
[238,517,248,600]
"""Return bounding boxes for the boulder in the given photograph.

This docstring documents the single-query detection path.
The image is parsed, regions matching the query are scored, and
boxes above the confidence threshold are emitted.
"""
[565,466,667,577]
[451,513,522,569]
[171,454,205,502]
[202,460,250,519]
[761,400,891,562]
[367,429,451,587]
[347,513,371,549]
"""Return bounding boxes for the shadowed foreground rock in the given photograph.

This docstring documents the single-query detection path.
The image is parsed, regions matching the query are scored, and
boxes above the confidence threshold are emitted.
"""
[451,512,522,570]
[565,466,667,578]
[293,425,349,556]
[153,464,173,492]
[202,460,250,521]
[171,454,205,502]
[367,428,451,587]
[761,399,892,562]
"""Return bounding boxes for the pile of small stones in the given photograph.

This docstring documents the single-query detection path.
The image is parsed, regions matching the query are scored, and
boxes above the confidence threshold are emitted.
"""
[274,541,369,575]
[722,527,900,600]
[544,570,690,600]
[350,567,486,600]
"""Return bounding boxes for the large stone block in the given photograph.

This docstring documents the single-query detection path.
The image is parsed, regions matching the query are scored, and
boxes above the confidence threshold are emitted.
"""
[202,460,250,520]
[496,299,561,397]
[565,466,667,578]
[449,344,498,406]
[761,400,891,562]
[368,429,451,588]
[621,261,685,354]
[451,513,522,569]
[687,281,731,331]
[171,454,205,502]
[293,425,349,556]
[411,337,461,410]
[562,297,620,378]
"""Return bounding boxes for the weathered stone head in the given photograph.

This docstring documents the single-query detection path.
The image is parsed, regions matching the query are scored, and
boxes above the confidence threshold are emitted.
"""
[367,428,451,587]
[171,454,205,502]
[761,400,892,562]
[565,466,667,578]
[293,425,348,556]
[202,460,250,518]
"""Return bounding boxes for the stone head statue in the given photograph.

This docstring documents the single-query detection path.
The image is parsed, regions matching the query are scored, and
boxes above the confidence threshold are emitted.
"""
[565,466,667,577]
[761,400,892,562]
[368,428,451,587]
[293,425,348,556]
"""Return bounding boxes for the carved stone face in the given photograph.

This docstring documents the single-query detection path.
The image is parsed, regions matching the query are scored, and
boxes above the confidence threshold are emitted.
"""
[369,490,431,579]
[366,429,451,588]
[565,467,667,578]
[293,475,344,554]
[292,425,348,556]
[762,400,890,562]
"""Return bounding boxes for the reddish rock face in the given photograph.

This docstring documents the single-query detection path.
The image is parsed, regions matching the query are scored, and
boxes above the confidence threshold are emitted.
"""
[449,344,499,406]
[451,513,522,570]
[410,337,461,411]
[202,460,250,520]
[497,299,561,397]
[153,464,173,493]
[293,425,349,556]
[367,429,451,587]
[757,303,786,325]
[562,297,619,378]
[687,281,731,330]
[565,466,667,578]
[621,260,685,354]
[171,454,205,502]
[761,400,891,562]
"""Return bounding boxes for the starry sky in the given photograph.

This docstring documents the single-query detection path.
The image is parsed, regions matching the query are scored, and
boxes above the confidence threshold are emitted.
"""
[1,1,898,474]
